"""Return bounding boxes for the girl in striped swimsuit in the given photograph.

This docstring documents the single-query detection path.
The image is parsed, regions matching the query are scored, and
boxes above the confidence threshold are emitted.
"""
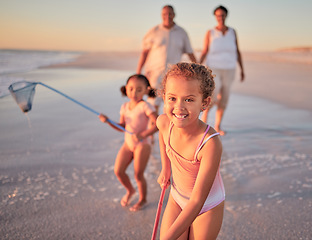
[156,62,225,239]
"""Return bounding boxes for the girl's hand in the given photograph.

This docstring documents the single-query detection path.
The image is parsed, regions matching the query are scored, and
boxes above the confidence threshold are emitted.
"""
[157,169,171,189]
[99,114,108,123]
[132,133,143,142]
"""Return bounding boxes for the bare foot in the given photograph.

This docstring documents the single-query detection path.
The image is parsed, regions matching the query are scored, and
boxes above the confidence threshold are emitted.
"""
[120,190,135,207]
[129,200,147,212]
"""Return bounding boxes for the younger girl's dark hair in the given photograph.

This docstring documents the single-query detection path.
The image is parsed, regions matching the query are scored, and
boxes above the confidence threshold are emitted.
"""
[120,74,156,98]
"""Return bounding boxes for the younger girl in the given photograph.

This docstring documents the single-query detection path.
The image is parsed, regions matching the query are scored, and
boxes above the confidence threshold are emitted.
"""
[99,74,158,211]
[157,63,225,239]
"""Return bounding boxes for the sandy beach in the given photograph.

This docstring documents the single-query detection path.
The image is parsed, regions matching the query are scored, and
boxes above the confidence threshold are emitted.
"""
[1,51,312,239]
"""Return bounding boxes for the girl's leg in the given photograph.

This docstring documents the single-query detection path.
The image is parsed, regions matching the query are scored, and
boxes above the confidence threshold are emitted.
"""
[189,201,224,240]
[114,144,135,206]
[160,194,189,240]
[129,143,151,211]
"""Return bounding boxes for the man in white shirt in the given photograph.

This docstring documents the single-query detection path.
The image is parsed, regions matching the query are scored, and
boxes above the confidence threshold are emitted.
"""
[137,5,196,113]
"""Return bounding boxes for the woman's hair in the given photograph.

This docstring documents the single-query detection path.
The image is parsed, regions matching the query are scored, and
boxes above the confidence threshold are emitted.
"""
[213,5,228,15]
[161,62,215,100]
[120,74,156,98]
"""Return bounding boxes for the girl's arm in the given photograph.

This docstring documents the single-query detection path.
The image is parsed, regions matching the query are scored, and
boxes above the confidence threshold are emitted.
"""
[163,134,222,240]
[199,30,211,64]
[99,114,125,132]
[135,112,158,141]
[156,114,171,187]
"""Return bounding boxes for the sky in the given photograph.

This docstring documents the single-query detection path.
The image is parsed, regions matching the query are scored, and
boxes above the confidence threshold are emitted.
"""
[0,0,311,52]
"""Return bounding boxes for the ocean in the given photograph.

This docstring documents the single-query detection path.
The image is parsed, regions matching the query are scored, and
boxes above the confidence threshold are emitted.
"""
[0,49,81,98]
[2,48,311,99]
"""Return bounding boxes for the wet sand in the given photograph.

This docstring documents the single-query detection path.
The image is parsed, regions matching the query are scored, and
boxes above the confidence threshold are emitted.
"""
[1,52,312,239]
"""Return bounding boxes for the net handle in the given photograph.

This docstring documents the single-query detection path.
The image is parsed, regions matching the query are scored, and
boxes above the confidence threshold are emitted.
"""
[37,82,130,134]
[151,184,168,240]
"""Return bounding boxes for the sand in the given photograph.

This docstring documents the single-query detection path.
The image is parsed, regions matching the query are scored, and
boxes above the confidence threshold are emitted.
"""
[1,52,311,239]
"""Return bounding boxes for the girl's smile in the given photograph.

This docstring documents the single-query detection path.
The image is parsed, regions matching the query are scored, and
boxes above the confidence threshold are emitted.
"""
[173,113,188,119]
[164,76,206,128]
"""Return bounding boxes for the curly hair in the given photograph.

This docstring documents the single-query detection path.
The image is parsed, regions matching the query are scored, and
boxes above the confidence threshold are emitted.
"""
[161,62,215,100]
[120,74,156,98]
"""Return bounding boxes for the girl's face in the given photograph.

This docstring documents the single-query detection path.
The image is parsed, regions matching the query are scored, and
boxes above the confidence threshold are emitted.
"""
[164,76,209,128]
[125,77,148,103]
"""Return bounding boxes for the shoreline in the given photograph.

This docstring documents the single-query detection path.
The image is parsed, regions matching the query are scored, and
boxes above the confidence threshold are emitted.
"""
[46,51,312,112]
[45,51,139,72]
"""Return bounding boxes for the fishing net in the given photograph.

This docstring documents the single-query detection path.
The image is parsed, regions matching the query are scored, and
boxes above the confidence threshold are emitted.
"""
[8,80,130,133]
[8,81,37,113]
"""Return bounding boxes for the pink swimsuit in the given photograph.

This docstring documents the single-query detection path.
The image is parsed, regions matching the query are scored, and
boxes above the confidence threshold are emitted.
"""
[120,101,155,151]
[166,123,225,215]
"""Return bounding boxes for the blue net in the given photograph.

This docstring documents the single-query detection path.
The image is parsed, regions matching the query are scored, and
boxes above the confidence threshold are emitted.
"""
[8,81,37,113]
[8,81,129,133]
